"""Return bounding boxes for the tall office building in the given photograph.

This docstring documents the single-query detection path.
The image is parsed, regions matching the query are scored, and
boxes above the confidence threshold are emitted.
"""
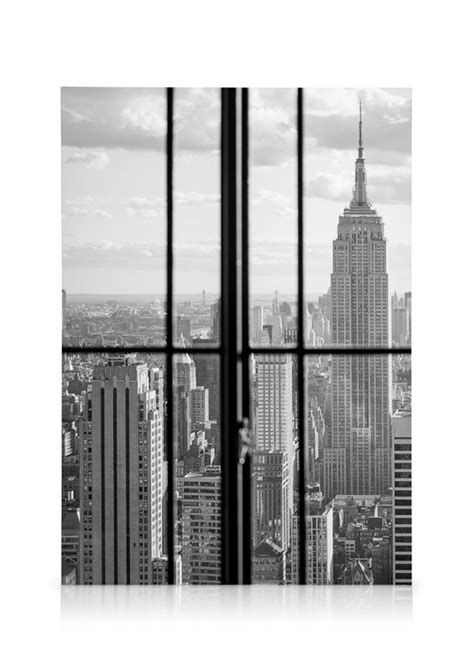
[193,340,220,423]
[323,103,391,496]
[392,305,409,346]
[252,449,290,550]
[78,356,163,585]
[272,290,279,315]
[182,466,222,584]
[251,305,264,343]
[190,386,209,424]
[210,299,221,341]
[291,494,333,584]
[175,352,197,391]
[175,386,191,458]
[392,416,412,585]
[404,291,412,344]
[254,354,293,455]
[253,354,294,558]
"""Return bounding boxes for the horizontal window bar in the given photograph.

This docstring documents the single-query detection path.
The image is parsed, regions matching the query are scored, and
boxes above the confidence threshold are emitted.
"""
[63,345,411,356]
[248,346,411,354]
[62,346,223,355]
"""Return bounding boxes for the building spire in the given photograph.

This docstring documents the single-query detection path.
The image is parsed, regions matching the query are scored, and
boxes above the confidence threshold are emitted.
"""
[358,98,364,159]
[351,98,370,208]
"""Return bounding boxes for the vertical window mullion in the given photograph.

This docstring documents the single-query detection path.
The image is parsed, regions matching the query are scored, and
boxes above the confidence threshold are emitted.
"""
[297,88,307,584]
[220,88,239,584]
[240,88,252,584]
[166,87,175,585]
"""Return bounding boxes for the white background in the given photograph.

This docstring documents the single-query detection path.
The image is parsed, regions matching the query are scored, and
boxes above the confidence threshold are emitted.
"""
[1,1,473,661]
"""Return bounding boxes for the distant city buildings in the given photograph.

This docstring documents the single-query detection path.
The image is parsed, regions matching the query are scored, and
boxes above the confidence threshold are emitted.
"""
[392,292,411,346]
[62,101,411,587]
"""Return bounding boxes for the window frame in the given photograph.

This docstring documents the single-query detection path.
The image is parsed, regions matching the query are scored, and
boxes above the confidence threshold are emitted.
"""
[62,87,412,585]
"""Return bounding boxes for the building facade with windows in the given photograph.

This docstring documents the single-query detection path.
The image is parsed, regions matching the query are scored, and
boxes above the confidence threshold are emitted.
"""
[182,466,222,584]
[78,357,163,585]
[392,416,412,585]
[322,104,391,497]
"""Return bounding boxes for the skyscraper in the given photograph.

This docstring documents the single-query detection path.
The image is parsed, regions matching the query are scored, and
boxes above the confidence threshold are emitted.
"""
[182,466,222,584]
[190,386,210,425]
[175,352,197,391]
[251,305,264,343]
[193,340,220,423]
[78,356,163,585]
[255,354,293,455]
[404,291,412,344]
[291,493,333,584]
[252,354,294,559]
[252,449,290,549]
[392,416,412,585]
[323,102,391,496]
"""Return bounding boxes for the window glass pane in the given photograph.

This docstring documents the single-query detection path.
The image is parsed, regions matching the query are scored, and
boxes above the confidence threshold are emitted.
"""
[247,352,411,584]
[294,353,412,585]
[303,89,411,348]
[249,89,298,348]
[62,88,167,348]
[250,353,296,583]
[62,352,167,584]
[173,353,221,584]
[173,89,221,347]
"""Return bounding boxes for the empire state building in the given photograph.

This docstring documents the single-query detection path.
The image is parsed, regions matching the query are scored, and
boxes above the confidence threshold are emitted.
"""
[323,102,391,497]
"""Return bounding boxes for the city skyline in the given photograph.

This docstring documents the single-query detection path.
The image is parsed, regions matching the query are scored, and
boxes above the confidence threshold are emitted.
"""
[62,88,411,296]
[62,87,411,587]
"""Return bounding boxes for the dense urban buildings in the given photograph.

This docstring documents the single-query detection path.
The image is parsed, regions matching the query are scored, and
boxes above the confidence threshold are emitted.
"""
[62,90,411,585]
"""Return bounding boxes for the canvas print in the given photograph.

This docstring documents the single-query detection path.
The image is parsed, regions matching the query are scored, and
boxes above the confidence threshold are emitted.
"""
[62,88,411,585]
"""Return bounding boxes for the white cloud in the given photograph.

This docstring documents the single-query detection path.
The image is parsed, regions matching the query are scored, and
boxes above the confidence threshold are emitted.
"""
[126,197,163,218]
[125,192,219,218]
[63,205,89,216]
[251,189,296,217]
[93,209,113,219]
[65,151,110,169]
[175,192,219,206]
[62,199,114,219]
[61,88,220,153]
[306,169,411,205]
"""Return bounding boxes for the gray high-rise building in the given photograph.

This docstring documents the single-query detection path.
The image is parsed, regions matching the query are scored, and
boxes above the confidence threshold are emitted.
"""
[392,416,412,585]
[252,354,294,554]
[78,357,164,584]
[252,449,290,550]
[290,495,333,585]
[182,466,222,584]
[323,103,391,496]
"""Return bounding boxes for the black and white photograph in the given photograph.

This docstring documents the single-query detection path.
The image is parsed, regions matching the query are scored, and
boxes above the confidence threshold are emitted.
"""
[61,87,411,587]
[3,2,473,662]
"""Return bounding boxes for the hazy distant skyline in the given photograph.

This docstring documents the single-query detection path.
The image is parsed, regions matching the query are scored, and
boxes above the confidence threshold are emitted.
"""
[62,87,411,296]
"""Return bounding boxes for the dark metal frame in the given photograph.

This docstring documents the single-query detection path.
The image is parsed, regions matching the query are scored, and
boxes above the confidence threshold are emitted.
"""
[62,87,411,585]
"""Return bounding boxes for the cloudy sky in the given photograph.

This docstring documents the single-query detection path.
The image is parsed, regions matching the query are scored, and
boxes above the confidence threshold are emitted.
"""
[62,87,411,297]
